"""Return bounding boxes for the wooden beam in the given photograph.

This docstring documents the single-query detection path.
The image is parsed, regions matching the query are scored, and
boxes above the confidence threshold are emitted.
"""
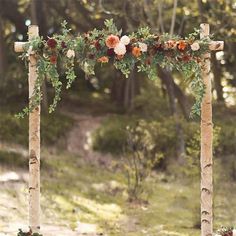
[200,23,223,236]
[28,25,41,234]
[14,25,41,233]
[14,42,26,53]
[14,41,224,54]
[209,41,224,51]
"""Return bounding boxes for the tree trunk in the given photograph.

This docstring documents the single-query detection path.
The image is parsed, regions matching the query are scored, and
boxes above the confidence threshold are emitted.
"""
[110,69,139,111]
[28,25,41,233]
[157,66,189,119]
[200,23,213,236]
[170,0,178,36]
[0,15,6,80]
[212,52,224,102]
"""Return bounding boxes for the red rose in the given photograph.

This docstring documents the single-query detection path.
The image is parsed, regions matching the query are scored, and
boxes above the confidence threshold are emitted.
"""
[47,38,57,49]
[50,55,57,64]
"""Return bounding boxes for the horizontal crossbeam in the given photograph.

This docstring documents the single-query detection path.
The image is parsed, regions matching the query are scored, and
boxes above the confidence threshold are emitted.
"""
[14,40,224,53]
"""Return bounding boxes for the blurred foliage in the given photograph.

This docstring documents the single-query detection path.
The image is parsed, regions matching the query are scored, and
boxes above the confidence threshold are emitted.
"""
[0,150,26,169]
[0,112,74,147]
[17,229,42,236]
[123,121,166,201]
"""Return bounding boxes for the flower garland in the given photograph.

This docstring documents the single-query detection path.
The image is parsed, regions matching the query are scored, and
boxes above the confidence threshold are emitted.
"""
[17,19,211,118]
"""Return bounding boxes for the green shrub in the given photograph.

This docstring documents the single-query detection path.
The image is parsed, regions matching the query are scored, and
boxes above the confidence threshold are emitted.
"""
[133,80,170,119]
[0,150,26,168]
[123,121,165,201]
[92,116,130,155]
[0,112,73,147]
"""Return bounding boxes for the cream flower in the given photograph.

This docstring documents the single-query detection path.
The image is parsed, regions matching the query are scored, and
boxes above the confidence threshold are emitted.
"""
[120,35,130,45]
[66,49,75,58]
[138,42,148,52]
[114,42,127,55]
[191,42,200,51]
[233,229,236,236]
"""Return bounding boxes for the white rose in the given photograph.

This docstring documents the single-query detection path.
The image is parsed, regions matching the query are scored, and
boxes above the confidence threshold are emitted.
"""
[66,49,75,58]
[120,35,130,45]
[114,42,127,55]
[138,42,148,52]
[233,229,236,236]
[191,42,200,51]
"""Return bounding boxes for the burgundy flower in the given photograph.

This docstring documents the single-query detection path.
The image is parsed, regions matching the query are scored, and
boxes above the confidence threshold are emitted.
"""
[61,41,67,48]
[182,54,191,62]
[50,55,57,64]
[107,48,115,57]
[155,43,164,51]
[126,44,133,53]
[95,40,101,50]
[47,38,57,49]
[145,57,151,65]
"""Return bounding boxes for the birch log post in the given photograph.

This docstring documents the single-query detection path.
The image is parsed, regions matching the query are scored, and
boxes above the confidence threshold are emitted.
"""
[14,25,41,233]
[200,24,223,236]
[28,25,41,233]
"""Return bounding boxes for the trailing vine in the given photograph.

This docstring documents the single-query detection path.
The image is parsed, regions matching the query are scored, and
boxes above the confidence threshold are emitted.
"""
[16,19,211,118]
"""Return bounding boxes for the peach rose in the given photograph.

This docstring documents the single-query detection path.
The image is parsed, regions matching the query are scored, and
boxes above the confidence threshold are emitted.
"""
[165,40,176,49]
[105,35,120,48]
[97,56,109,63]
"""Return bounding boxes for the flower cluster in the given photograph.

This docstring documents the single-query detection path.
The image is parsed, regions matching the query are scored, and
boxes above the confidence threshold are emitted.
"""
[216,227,236,236]
[96,33,201,65]
[17,19,210,118]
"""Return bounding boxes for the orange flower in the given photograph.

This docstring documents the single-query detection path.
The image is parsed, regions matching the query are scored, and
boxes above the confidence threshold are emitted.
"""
[105,35,119,48]
[132,46,141,57]
[177,40,188,51]
[97,56,109,63]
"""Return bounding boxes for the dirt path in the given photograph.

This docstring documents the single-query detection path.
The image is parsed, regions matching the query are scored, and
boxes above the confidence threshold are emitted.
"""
[0,112,111,235]
[66,112,112,167]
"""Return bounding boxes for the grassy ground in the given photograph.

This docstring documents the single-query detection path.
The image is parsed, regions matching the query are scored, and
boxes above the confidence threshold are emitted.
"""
[42,151,236,236]
[1,149,235,236]
[1,99,236,235]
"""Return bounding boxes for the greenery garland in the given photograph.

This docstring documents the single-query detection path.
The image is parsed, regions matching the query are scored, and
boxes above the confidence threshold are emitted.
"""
[16,19,211,118]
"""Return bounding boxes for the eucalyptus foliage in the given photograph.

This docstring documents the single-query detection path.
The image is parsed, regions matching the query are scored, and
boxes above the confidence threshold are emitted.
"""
[16,19,211,118]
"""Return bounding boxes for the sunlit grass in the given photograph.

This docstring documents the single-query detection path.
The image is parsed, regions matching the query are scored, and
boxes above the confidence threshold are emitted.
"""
[1,149,235,235]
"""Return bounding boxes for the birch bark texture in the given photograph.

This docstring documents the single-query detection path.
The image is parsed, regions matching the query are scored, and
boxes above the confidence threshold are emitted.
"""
[28,25,41,233]
[200,23,213,236]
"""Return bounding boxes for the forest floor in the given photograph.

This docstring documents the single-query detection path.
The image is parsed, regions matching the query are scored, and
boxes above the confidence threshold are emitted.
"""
[0,110,236,236]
